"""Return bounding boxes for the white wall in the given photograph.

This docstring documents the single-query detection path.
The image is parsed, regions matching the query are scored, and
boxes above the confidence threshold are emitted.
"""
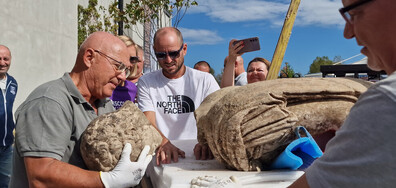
[0,0,77,110]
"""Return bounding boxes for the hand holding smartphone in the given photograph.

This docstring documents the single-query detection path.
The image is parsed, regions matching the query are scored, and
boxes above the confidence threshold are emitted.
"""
[233,37,260,54]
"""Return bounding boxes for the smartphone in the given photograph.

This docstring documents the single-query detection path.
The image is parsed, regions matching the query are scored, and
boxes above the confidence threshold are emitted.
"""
[233,37,260,54]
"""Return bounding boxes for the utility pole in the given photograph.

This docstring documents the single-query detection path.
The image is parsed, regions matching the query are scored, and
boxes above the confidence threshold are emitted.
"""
[118,0,124,35]
[267,0,301,80]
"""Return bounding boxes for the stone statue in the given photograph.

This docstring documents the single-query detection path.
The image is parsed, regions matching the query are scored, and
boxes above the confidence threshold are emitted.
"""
[195,77,371,171]
[80,101,162,171]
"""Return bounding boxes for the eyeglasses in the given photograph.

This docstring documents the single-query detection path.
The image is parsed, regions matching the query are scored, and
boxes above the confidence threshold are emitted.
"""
[154,44,184,60]
[339,0,373,24]
[94,50,130,77]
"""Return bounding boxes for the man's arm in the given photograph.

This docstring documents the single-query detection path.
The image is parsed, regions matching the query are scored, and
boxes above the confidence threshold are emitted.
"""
[25,143,152,188]
[24,157,103,188]
[143,111,185,165]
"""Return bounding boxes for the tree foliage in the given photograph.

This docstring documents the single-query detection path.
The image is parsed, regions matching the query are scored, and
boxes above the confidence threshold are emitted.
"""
[333,55,342,63]
[125,0,197,27]
[280,62,298,78]
[214,68,223,86]
[78,0,198,47]
[78,0,119,47]
[308,56,335,74]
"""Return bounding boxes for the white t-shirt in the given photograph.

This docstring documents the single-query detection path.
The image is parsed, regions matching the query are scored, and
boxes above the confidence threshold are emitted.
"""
[306,72,396,187]
[0,76,7,95]
[137,66,220,140]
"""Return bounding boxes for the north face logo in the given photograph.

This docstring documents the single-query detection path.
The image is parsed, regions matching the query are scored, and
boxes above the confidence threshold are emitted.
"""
[156,95,195,114]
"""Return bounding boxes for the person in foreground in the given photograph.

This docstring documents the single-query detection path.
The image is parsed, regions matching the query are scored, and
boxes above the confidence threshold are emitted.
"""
[0,45,18,188]
[290,0,396,187]
[10,31,152,188]
[137,27,220,165]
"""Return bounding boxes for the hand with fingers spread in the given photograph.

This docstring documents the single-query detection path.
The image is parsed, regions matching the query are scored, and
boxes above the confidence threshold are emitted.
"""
[100,143,152,188]
[194,143,214,160]
[156,138,185,165]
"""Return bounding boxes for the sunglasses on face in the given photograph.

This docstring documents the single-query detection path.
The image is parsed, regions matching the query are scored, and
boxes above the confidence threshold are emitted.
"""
[130,56,139,64]
[154,44,184,60]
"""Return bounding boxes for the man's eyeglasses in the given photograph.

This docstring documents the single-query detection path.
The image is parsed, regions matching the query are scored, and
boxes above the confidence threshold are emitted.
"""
[94,50,130,77]
[154,44,184,60]
[339,0,373,24]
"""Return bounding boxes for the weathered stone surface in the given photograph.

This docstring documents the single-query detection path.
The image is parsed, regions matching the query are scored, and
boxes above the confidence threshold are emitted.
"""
[80,100,162,171]
[195,77,371,171]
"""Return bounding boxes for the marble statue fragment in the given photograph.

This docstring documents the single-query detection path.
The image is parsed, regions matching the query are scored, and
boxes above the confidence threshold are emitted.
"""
[80,101,162,171]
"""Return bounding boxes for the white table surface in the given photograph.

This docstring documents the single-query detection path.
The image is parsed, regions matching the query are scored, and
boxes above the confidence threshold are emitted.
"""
[146,139,304,188]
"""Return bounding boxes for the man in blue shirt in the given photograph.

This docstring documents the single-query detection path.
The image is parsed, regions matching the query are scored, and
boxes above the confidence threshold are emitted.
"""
[0,44,18,188]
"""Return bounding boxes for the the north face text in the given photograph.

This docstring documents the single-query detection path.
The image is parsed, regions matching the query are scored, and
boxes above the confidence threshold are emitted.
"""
[157,95,195,114]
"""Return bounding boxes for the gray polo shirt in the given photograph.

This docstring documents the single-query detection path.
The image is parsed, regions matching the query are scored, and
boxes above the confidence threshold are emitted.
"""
[10,73,114,188]
[235,71,248,86]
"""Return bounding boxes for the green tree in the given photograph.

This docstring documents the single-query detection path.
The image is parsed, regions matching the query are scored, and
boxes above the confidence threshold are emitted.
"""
[209,67,215,76]
[333,55,342,63]
[214,69,223,86]
[78,0,119,47]
[280,62,296,78]
[309,56,335,74]
[124,0,198,27]
[78,0,198,47]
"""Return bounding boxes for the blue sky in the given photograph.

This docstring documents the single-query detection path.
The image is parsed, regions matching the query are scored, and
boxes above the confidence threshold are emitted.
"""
[174,0,364,76]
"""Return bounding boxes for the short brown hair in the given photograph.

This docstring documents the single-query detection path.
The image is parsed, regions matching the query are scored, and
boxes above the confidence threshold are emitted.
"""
[248,57,271,71]
[194,61,211,69]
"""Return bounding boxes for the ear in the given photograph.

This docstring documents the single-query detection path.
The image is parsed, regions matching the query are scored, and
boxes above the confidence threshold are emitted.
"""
[83,48,95,68]
[182,43,187,56]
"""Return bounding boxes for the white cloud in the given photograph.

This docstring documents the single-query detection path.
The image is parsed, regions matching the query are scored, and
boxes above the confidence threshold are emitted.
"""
[179,0,345,46]
[190,0,345,27]
[179,27,224,45]
[297,0,344,27]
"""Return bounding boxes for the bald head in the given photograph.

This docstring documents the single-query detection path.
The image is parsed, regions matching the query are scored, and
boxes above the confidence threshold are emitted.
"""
[74,32,130,71]
[71,31,132,103]
[153,27,184,47]
[0,45,11,58]
[224,56,244,67]
[224,55,245,77]
[0,45,12,79]
[78,32,127,58]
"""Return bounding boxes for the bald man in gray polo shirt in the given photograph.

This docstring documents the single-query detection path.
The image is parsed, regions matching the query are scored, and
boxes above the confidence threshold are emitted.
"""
[10,32,152,188]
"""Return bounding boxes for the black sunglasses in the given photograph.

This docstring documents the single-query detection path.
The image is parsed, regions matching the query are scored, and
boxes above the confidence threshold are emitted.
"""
[155,44,184,60]
[130,56,139,64]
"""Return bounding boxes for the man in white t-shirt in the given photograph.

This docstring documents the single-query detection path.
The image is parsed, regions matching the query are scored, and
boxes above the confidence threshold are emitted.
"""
[137,27,220,165]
